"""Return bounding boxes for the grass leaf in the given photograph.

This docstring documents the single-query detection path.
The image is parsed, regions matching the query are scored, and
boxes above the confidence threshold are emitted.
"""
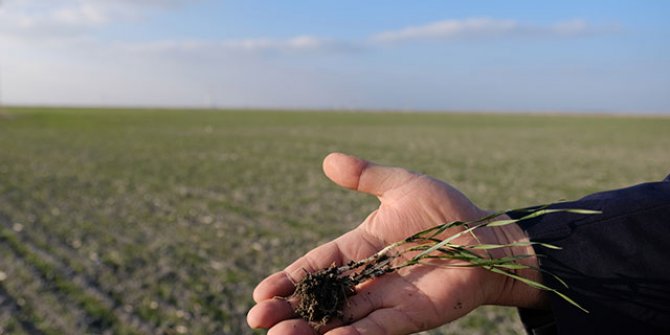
[488,267,588,313]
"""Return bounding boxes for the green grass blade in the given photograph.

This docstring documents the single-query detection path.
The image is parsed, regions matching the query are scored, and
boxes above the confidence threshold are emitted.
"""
[488,267,588,313]
[466,241,561,250]
[485,219,519,227]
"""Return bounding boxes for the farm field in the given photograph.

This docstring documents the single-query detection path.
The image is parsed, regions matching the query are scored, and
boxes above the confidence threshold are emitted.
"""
[0,107,669,334]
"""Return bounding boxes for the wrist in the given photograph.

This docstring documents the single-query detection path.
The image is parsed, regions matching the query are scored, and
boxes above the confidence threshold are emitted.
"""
[476,214,550,309]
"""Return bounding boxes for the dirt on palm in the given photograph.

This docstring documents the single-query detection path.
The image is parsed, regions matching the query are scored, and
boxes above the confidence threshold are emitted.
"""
[293,265,356,326]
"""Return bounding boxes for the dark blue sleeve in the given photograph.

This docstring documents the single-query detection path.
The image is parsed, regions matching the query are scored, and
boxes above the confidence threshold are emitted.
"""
[512,174,670,335]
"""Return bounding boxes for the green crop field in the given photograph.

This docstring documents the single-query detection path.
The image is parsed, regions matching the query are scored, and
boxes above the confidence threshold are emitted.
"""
[0,107,668,334]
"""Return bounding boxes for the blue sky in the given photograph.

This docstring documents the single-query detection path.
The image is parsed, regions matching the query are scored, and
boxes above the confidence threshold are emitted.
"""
[1,1,668,113]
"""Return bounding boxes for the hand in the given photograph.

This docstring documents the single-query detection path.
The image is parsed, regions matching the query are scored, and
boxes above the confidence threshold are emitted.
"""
[247,153,547,335]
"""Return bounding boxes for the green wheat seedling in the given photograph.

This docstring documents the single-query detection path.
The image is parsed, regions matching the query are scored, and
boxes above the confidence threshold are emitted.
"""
[293,206,600,326]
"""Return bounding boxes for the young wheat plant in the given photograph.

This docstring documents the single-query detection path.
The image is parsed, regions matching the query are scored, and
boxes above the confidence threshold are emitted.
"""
[292,206,600,326]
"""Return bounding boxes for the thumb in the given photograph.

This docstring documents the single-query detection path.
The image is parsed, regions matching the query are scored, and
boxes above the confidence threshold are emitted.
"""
[322,152,419,197]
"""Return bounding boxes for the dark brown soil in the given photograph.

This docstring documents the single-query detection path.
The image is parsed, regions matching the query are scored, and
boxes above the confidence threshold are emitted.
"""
[293,265,356,326]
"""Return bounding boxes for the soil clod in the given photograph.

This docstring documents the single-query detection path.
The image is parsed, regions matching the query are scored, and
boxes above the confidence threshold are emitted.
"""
[293,265,356,326]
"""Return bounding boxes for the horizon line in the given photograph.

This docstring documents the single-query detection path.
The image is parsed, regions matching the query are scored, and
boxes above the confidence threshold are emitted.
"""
[2,104,670,118]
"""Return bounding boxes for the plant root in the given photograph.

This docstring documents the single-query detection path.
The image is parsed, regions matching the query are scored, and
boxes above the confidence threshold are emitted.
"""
[293,265,356,327]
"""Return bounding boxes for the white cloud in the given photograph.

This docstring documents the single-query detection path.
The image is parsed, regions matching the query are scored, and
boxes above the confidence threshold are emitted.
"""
[373,18,519,43]
[0,2,106,42]
[119,35,349,56]
[220,35,326,52]
[0,0,188,41]
[51,4,108,26]
[371,17,614,43]
[0,0,344,54]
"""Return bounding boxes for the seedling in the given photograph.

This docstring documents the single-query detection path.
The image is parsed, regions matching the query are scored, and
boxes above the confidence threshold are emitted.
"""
[292,206,600,327]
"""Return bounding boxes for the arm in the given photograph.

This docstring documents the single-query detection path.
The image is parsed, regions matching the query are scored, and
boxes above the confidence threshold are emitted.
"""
[513,176,670,334]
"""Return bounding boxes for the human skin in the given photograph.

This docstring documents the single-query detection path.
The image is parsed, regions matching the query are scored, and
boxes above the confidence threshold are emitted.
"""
[247,152,548,335]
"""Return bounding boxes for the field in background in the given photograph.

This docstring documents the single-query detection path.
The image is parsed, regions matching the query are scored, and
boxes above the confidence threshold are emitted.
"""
[0,107,668,334]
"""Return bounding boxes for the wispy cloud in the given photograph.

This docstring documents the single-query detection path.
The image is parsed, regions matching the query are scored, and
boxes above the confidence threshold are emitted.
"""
[114,18,613,57]
[0,0,189,41]
[372,18,518,43]
[222,35,326,52]
[119,35,352,57]
[0,2,109,42]
[0,1,615,53]
[371,17,617,43]
[0,1,354,54]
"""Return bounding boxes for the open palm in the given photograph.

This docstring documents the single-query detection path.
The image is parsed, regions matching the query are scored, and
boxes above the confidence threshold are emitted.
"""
[247,153,538,335]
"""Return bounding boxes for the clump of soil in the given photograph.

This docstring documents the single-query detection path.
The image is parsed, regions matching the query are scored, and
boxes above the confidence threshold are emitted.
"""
[292,253,396,326]
[293,265,356,326]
